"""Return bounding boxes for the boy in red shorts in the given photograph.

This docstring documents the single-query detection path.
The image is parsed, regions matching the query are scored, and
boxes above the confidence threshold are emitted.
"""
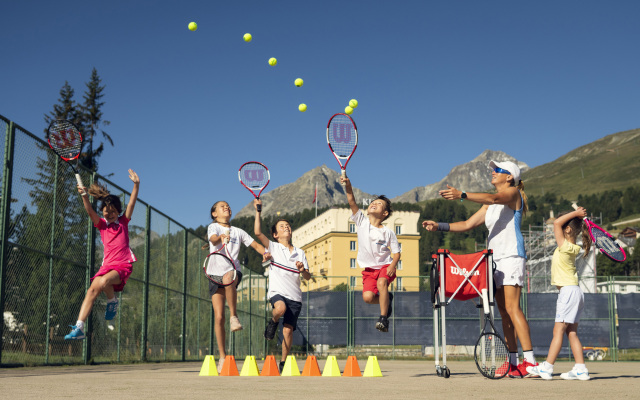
[342,176,400,332]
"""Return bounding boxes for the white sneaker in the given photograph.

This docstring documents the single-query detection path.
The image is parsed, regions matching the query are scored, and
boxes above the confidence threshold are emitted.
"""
[217,357,225,374]
[527,364,553,380]
[230,316,243,332]
[561,368,590,381]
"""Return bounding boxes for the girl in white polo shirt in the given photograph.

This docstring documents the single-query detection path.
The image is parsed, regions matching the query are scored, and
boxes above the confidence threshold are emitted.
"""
[254,199,311,373]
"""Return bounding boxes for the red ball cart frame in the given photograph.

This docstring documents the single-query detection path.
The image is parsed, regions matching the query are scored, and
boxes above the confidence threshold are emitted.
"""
[430,249,496,378]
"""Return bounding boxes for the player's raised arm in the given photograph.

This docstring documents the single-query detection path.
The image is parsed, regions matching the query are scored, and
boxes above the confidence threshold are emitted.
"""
[341,176,359,215]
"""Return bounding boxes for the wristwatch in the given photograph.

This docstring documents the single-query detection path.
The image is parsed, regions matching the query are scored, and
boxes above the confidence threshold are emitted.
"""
[460,191,467,201]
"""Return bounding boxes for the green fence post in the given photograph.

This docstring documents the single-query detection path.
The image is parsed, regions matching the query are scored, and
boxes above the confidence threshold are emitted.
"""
[44,158,59,364]
[181,230,188,361]
[0,121,16,365]
[140,206,151,361]
[84,172,96,364]
[163,222,169,361]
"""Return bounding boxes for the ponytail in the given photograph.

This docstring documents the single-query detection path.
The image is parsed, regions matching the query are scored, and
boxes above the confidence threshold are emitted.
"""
[87,182,123,214]
[516,180,528,216]
[581,222,592,256]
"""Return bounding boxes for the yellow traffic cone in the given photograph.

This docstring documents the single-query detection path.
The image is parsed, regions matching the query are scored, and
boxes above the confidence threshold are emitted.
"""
[322,355,341,377]
[198,355,218,376]
[363,355,382,377]
[281,355,301,376]
[239,355,260,376]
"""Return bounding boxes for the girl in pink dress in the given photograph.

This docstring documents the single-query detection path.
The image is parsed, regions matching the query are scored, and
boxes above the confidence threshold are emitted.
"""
[65,169,140,340]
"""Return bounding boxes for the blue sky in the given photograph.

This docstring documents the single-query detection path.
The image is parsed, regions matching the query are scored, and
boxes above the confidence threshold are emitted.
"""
[2,1,639,229]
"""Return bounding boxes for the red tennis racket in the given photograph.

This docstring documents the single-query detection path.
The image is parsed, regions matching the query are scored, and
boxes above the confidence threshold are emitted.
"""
[203,245,237,287]
[46,119,85,194]
[327,113,357,185]
[239,161,270,212]
[573,204,626,262]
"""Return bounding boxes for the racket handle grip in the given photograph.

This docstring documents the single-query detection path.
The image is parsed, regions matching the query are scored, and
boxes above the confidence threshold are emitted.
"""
[223,228,230,244]
[340,170,346,186]
[571,203,578,210]
[481,288,490,315]
[256,203,262,212]
[75,174,87,196]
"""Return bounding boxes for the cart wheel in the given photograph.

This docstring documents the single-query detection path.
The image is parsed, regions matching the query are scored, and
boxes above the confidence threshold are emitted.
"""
[443,366,450,378]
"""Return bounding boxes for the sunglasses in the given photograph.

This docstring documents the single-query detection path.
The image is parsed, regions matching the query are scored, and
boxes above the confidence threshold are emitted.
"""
[493,167,511,175]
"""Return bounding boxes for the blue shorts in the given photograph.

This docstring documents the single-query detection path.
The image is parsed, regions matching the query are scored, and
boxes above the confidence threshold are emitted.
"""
[269,294,302,331]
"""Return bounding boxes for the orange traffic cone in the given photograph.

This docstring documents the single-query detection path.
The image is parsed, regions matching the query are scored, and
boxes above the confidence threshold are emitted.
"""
[219,355,239,376]
[260,355,280,376]
[343,355,362,377]
[301,355,322,376]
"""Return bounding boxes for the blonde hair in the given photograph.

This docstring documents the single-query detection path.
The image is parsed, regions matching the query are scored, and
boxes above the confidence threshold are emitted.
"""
[557,211,592,256]
[516,180,528,216]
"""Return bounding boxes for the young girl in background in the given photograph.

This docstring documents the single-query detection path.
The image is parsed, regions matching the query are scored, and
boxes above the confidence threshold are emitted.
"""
[65,169,140,340]
[527,207,591,380]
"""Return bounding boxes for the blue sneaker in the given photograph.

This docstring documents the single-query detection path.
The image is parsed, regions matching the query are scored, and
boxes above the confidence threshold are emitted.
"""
[105,300,119,320]
[527,363,553,380]
[64,325,85,340]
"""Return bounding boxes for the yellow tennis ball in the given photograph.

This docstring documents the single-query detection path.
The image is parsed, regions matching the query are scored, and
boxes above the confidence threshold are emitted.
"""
[299,103,307,112]
[345,106,353,115]
[294,78,304,87]
[243,33,252,42]
[188,22,197,31]
[268,57,277,66]
[349,99,358,108]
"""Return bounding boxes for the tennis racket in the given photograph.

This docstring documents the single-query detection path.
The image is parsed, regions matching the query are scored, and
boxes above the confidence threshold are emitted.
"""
[572,204,626,262]
[474,289,509,379]
[239,161,270,212]
[46,119,85,194]
[326,113,357,185]
[203,245,237,287]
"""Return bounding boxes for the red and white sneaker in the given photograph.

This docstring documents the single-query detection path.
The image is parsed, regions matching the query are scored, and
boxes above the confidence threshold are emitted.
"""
[508,362,526,378]
[520,360,539,378]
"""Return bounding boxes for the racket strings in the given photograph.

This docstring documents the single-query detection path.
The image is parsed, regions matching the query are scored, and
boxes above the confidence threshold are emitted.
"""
[239,163,269,189]
[328,116,356,157]
[48,121,82,159]
[476,333,509,376]
[591,227,625,260]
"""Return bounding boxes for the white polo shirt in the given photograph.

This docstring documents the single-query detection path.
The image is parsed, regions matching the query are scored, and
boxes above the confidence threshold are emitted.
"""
[267,241,309,303]
[351,210,401,270]
[207,223,255,272]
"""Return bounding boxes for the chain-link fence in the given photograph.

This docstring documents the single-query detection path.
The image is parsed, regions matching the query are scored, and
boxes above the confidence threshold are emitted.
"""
[1,114,638,366]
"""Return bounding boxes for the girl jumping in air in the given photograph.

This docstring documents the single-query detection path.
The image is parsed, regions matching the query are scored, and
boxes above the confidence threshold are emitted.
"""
[65,169,140,340]
[206,200,270,372]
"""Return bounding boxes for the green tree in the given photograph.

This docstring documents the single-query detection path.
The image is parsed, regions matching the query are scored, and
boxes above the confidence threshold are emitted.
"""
[79,68,113,171]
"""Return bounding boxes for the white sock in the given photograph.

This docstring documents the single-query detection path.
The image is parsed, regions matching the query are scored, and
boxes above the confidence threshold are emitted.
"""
[510,352,518,365]
[574,363,586,371]
[542,361,554,371]
[523,350,536,364]
[76,320,85,331]
[107,297,118,303]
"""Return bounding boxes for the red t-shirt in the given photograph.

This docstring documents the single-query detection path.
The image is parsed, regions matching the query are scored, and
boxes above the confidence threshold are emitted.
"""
[95,215,137,266]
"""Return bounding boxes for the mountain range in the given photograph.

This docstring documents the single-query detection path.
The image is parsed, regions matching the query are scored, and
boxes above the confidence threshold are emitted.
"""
[234,128,640,219]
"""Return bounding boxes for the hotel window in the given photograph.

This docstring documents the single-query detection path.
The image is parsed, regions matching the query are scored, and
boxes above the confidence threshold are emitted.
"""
[350,258,357,269]
[397,260,402,270]
[350,241,356,251]
[349,223,356,233]
[350,276,357,287]
[396,277,403,291]
[395,225,402,235]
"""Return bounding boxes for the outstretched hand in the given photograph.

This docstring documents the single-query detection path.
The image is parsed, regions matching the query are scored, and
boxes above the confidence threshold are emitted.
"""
[128,169,140,184]
[422,220,438,232]
[438,184,461,201]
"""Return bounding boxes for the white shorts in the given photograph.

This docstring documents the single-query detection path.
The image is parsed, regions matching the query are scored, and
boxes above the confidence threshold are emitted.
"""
[493,256,526,288]
[555,286,584,324]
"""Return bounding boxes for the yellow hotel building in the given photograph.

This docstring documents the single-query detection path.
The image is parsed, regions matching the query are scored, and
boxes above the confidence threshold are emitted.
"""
[292,207,421,292]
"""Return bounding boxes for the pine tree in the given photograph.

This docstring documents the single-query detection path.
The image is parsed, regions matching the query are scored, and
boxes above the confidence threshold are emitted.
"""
[79,68,113,171]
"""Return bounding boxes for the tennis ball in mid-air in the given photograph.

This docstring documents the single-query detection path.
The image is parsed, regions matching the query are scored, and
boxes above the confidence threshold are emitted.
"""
[268,57,277,66]
[299,103,307,112]
[294,78,304,87]
[188,22,197,31]
[243,33,252,42]
[345,106,354,115]
[349,99,358,108]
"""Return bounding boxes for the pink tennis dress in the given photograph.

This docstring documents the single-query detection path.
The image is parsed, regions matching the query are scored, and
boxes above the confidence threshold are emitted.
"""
[91,215,137,292]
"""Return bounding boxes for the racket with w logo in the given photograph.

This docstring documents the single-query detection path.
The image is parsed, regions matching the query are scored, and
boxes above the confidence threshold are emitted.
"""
[474,289,509,379]
[239,161,270,212]
[327,113,357,185]
[203,245,237,287]
[47,119,85,194]
[572,204,626,262]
